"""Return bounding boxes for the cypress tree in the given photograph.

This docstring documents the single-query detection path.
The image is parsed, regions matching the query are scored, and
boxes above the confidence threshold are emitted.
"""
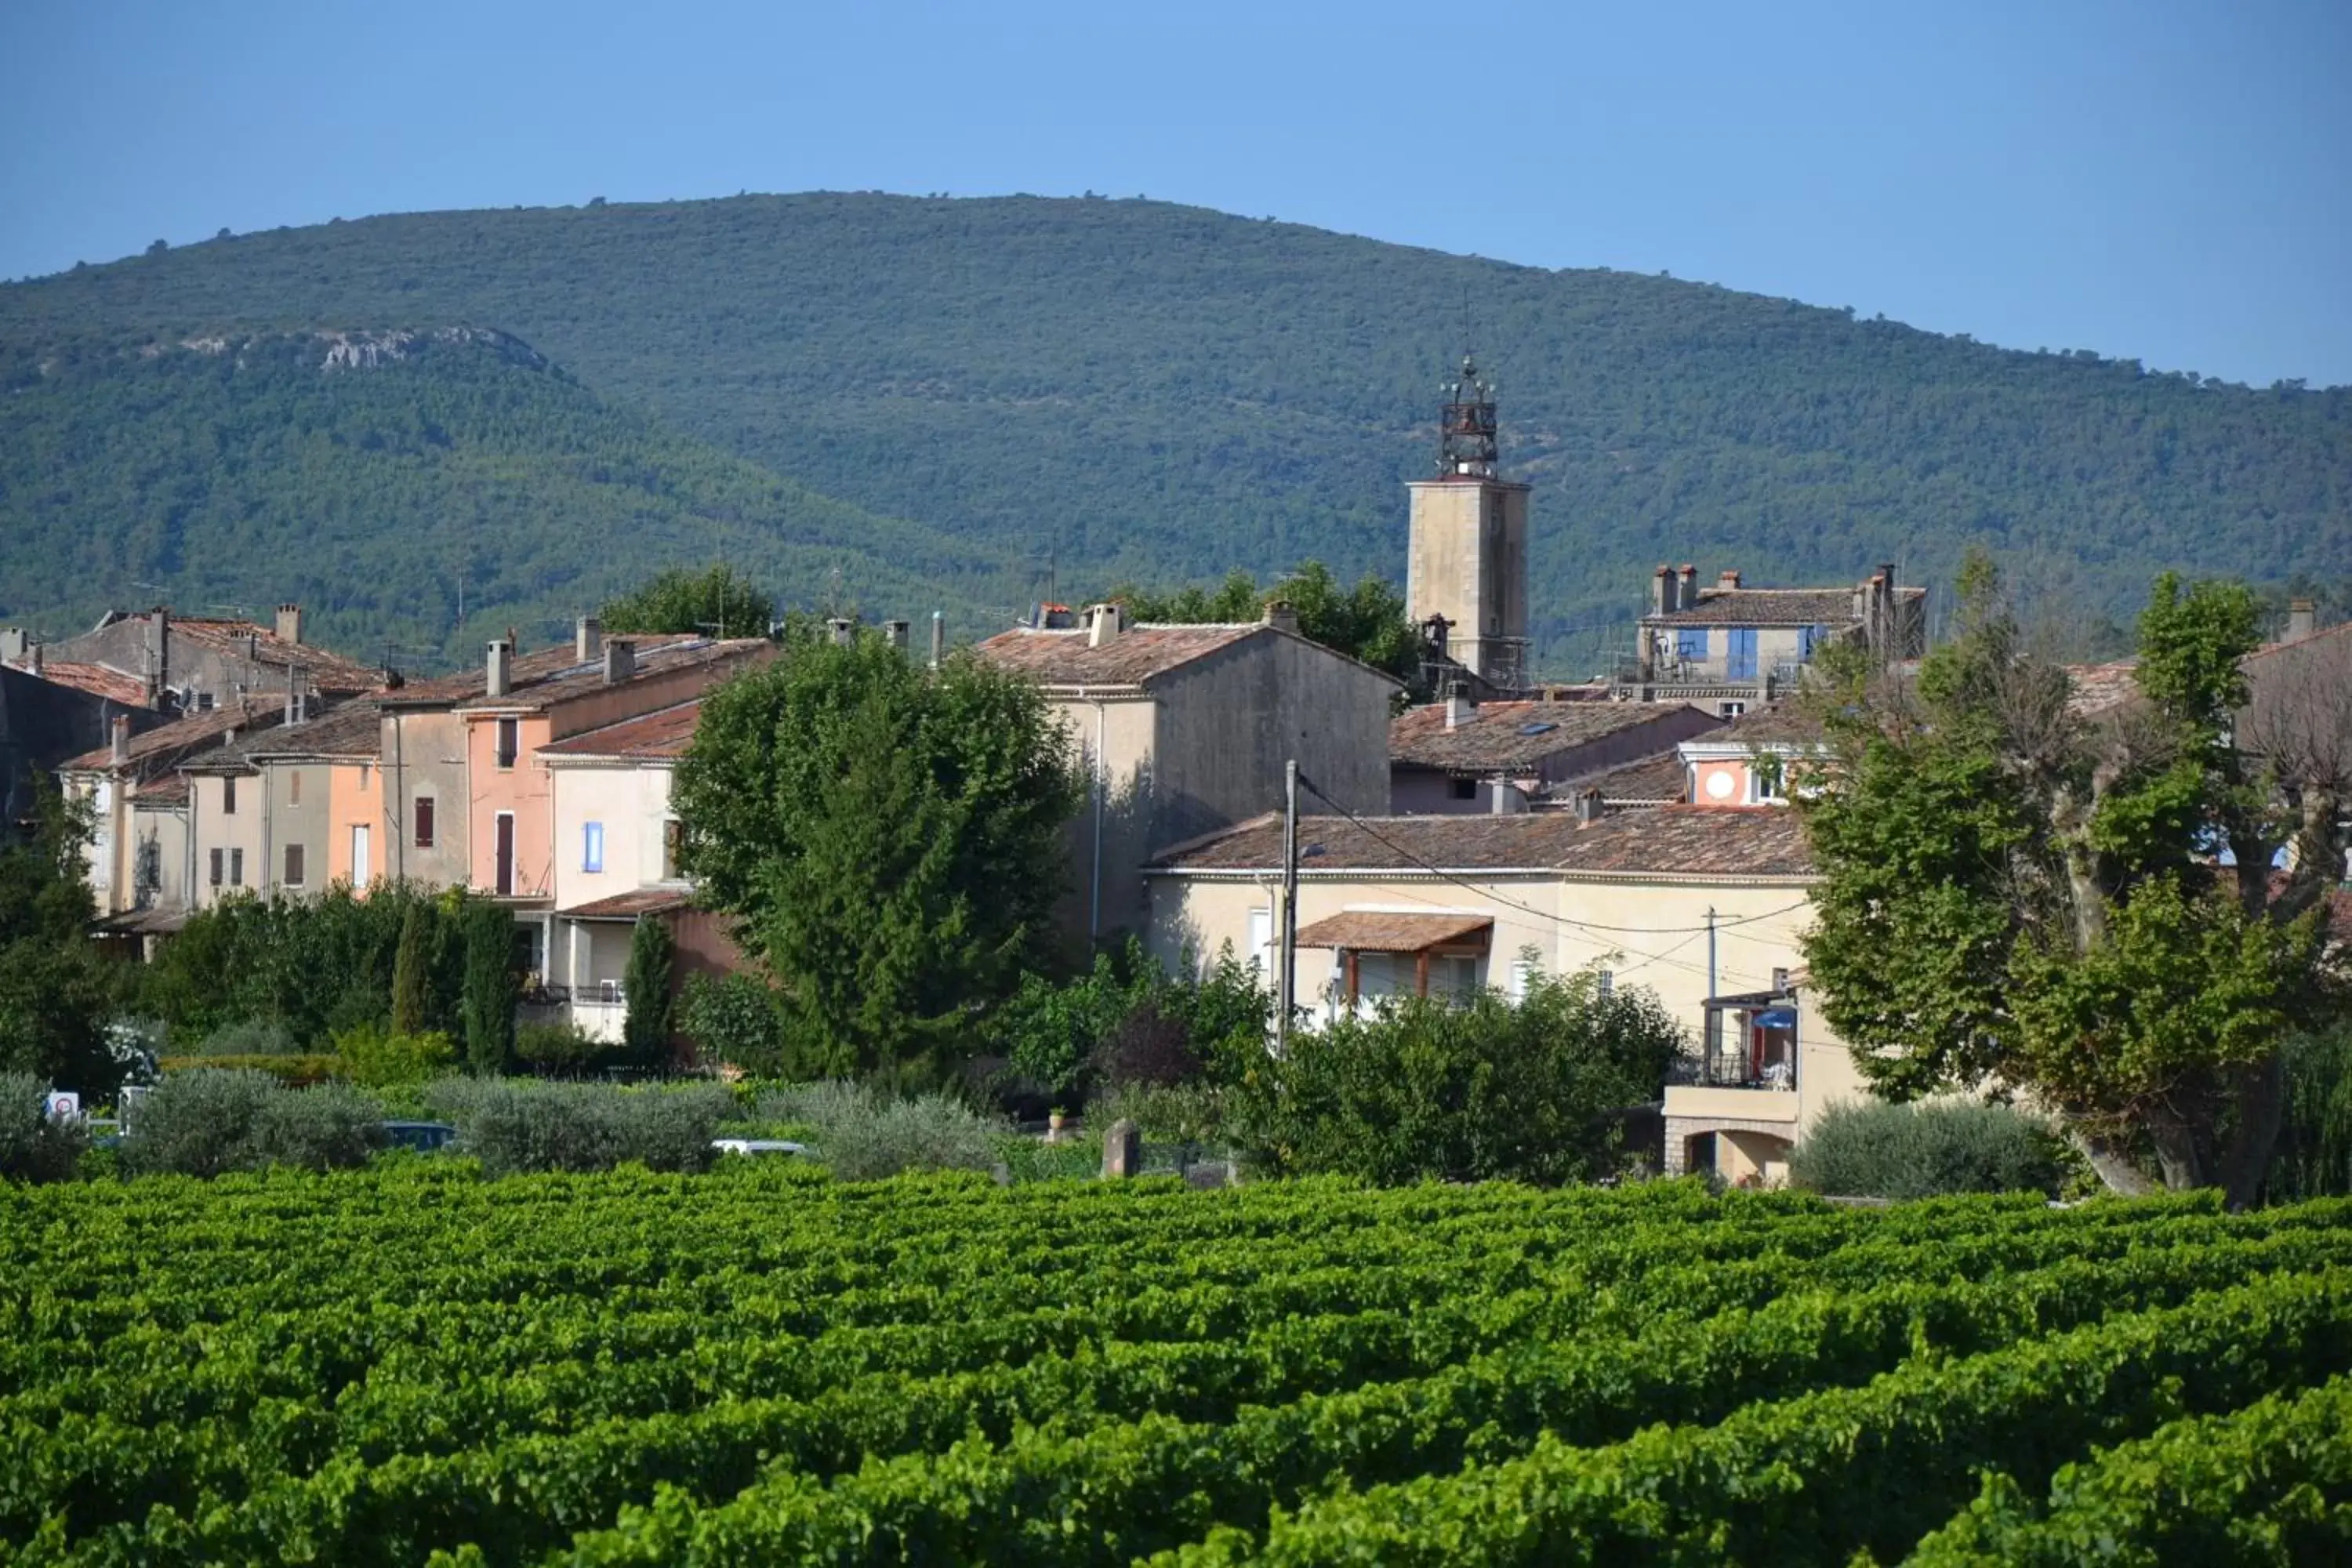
[622,915,675,1068]
[458,899,520,1075]
[390,900,431,1037]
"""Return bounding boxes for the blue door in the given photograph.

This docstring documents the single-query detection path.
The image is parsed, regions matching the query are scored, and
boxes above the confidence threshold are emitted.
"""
[1727,628,1759,681]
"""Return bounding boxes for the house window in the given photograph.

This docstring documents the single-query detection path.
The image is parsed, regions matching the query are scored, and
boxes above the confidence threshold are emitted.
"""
[209,848,223,887]
[583,821,604,873]
[1597,968,1614,1000]
[1675,629,1708,661]
[494,812,516,897]
[229,848,244,887]
[495,719,519,770]
[222,776,238,815]
[414,797,436,848]
[289,770,302,805]
[662,818,684,880]
[197,691,216,712]
[284,844,305,887]
[1450,777,1478,801]
[1507,956,1538,1002]
[1719,701,1747,718]
[1751,764,1787,804]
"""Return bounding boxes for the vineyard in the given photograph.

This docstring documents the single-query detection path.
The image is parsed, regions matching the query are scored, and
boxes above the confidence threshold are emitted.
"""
[3,1165,2350,1566]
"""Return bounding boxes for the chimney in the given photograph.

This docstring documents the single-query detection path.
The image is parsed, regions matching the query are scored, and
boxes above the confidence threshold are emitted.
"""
[26,641,41,677]
[1717,569,1743,592]
[1652,566,1675,616]
[110,715,131,768]
[147,608,170,706]
[1443,682,1474,730]
[1086,602,1124,648]
[2287,598,2317,643]
[1574,788,1602,823]
[826,616,857,647]
[486,639,513,698]
[883,619,910,652]
[575,615,603,662]
[1678,565,1698,608]
[929,610,946,670]
[1261,599,1298,635]
[603,639,637,684]
[274,603,303,646]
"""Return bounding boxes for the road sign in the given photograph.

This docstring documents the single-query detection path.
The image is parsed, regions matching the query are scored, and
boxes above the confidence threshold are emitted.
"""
[44,1091,81,1123]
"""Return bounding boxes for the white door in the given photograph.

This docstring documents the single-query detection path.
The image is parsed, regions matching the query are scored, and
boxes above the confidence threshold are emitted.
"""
[350,825,372,886]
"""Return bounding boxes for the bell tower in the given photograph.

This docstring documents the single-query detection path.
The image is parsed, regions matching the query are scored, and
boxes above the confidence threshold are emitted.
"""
[1406,354,1530,688]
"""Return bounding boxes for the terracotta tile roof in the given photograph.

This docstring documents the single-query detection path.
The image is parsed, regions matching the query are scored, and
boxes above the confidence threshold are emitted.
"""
[58,701,285,776]
[972,623,1269,687]
[1682,704,1827,748]
[540,700,702,760]
[1391,701,1714,771]
[450,637,765,713]
[2064,660,2141,717]
[230,701,384,760]
[163,618,387,695]
[2245,618,2352,664]
[129,775,191,805]
[1646,586,1925,628]
[561,887,693,919]
[1153,804,1814,879]
[6,661,154,707]
[378,643,592,706]
[1293,910,1494,952]
[1588,752,1689,804]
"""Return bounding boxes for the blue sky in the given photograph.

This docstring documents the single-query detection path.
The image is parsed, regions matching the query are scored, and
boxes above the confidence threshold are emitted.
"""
[3,0,2347,386]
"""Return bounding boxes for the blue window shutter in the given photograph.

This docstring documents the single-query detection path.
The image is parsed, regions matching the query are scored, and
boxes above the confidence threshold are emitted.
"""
[1727,628,1759,681]
[1676,629,1708,660]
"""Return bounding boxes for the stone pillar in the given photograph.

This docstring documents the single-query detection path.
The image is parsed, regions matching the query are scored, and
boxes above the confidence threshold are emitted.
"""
[1102,1118,1142,1179]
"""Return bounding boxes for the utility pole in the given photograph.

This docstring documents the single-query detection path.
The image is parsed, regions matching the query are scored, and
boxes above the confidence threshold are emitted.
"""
[1705,905,1719,1074]
[1277,759,1300,1054]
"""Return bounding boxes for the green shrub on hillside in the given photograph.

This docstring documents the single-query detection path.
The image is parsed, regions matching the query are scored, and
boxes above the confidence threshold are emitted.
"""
[1791,1099,2066,1200]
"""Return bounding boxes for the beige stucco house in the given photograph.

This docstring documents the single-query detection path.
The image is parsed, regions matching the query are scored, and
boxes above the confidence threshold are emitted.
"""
[1145,802,1873,1184]
[975,602,1401,950]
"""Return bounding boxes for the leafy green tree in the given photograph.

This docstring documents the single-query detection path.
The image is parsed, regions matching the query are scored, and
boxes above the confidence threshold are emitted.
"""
[673,629,1084,1083]
[1795,557,2345,1205]
[0,782,118,1094]
[390,900,432,1036]
[1110,561,1428,690]
[457,898,521,1074]
[1226,967,1681,1185]
[599,564,774,639]
[622,915,674,1066]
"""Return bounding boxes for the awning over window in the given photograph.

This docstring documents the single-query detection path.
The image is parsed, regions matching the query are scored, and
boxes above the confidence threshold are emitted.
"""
[1291,911,1494,953]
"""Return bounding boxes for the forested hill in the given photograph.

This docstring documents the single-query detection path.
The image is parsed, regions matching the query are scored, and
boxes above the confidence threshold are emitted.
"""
[5,194,2347,671]
[0,328,1026,664]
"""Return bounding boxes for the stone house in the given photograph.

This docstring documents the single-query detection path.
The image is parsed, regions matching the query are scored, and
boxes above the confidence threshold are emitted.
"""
[1388,693,1721,814]
[1621,564,1927,715]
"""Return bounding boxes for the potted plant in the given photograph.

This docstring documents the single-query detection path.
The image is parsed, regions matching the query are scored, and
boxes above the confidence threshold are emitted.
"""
[1047,1106,1068,1143]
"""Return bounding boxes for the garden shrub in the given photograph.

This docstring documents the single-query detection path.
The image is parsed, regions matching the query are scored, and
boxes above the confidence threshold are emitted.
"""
[768,1080,1004,1181]
[422,1078,734,1175]
[511,1021,612,1075]
[332,1025,459,1087]
[154,1053,342,1084]
[994,939,1271,1103]
[198,1019,302,1057]
[679,971,788,1075]
[246,1082,386,1170]
[1091,1079,1227,1144]
[119,1069,386,1176]
[1791,1098,2066,1200]
[1228,968,1682,1185]
[0,1071,87,1182]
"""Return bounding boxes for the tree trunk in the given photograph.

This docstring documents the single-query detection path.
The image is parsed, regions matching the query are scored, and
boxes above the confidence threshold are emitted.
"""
[2070,1127,2158,1196]
[2216,1055,2288,1211]
[2143,1105,2208,1192]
